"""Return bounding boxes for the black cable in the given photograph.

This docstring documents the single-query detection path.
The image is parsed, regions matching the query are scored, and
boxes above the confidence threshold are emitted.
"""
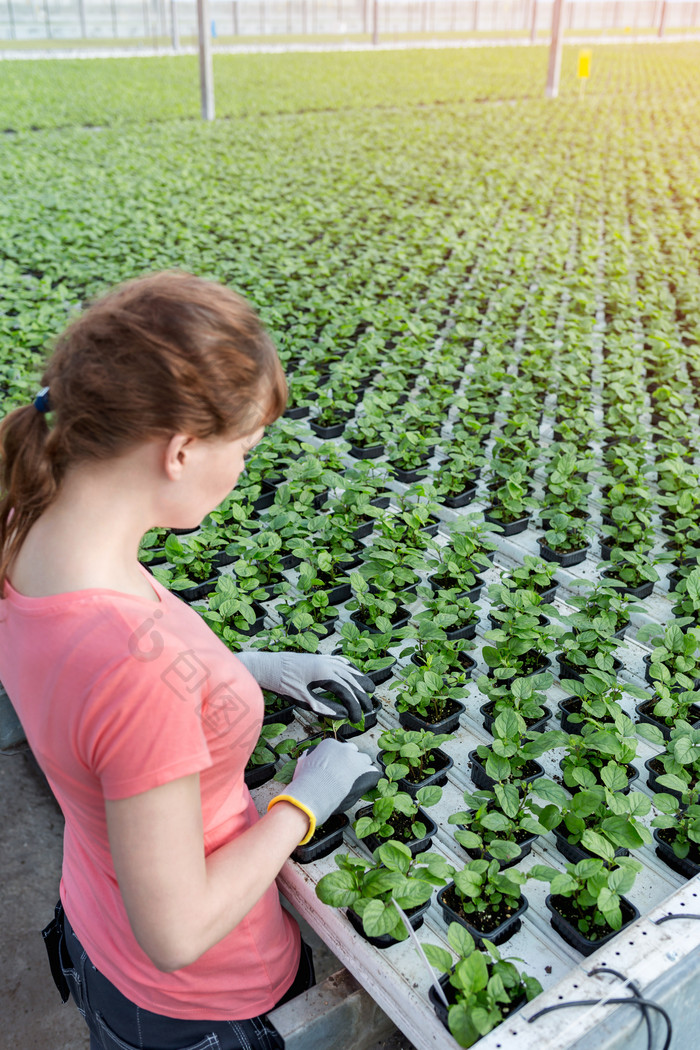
[654,912,700,925]
[588,967,653,1050]
[527,997,672,1050]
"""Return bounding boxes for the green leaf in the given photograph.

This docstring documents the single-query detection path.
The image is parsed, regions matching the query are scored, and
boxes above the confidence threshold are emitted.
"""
[315,870,359,908]
[361,899,401,937]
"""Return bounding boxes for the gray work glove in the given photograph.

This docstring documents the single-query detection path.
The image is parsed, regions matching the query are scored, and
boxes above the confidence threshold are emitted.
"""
[268,738,380,844]
[236,650,375,723]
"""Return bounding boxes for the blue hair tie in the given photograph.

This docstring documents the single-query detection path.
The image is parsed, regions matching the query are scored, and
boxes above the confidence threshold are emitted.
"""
[34,386,51,413]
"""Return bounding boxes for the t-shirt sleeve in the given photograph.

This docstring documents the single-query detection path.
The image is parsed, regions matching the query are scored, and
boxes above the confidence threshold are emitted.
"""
[78,648,213,801]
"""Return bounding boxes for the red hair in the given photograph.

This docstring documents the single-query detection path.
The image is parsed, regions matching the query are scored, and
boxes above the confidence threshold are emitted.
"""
[0,271,287,593]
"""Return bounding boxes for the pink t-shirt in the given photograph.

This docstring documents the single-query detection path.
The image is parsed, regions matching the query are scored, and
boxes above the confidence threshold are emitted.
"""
[0,566,299,1020]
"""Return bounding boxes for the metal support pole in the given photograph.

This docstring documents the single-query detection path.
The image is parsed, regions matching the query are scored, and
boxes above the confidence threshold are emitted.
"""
[545,0,564,97]
[233,0,239,34]
[362,0,367,33]
[529,0,537,41]
[658,0,668,35]
[77,0,87,36]
[110,0,118,37]
[6,0,15,38]
[286,0,291,34]
[302,0,307,32]
[197,0,215,120]
[171,0,179,47]
[372,0,378,42]
[472,0,478,31]
[43,0,52,37]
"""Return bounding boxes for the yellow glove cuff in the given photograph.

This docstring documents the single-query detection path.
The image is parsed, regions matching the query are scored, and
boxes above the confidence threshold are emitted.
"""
[268,795,316,846]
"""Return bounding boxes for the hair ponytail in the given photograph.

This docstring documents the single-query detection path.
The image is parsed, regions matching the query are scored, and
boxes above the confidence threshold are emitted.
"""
[0,401,64,592]
[0,270,287,595]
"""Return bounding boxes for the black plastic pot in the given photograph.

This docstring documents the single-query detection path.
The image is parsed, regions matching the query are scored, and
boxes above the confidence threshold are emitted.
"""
[392,465,431,484]
[468,750,544,791]
[397,699,466,736]
[331,647,396,686]
[653,828,700,879]
[557,655,623,683]
[437,885,528,948]
[244,759,277,790]
[560,759,639,795]
[444,616,479,642]
[642,653,700,691]
[538,539,590,568]
[310,419,349,440]
[429,970,526,1033]
[644,756,694,804]
[262,696,296,726]
[429,574,485,604]
[534,580,560,604]
[348,442,385,460]
[283,403,311,420]
[346,898,431,949]
[376,748,453,798]
[600,570,655,599]
[336,697,380,739]
[212,550,238,570]
[636,698,700,741]
[350,495,391,540]
[552,827,629,866]
[354,804,438,857]
[486,655,552,682]
[480,700,551,735]
[252,489,276,512]
[231,602,268,638]
[176,576,219,603]
[440,483,478,509]
[546,894,639,956]
[292,813,349,864]
[558,696,591,734]
[483,510,530,536]
[280,552,302,571]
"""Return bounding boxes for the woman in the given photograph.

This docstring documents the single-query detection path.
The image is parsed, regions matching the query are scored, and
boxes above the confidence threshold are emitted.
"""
[0,271,379,1050]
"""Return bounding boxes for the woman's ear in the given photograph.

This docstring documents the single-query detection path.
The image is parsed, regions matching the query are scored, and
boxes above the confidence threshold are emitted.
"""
[162,434,194,481]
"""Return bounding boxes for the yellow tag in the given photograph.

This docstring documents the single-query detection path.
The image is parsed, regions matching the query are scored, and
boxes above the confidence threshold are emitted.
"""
[577,50,591,79]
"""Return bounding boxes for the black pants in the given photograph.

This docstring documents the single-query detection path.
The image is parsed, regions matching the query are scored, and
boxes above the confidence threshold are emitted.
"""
[42,901,315,1050]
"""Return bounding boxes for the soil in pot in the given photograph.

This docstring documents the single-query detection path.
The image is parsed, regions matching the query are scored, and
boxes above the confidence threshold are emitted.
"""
[396,698,466,736]
[437,883,528,947]
[354,804,438,856]
[376,747,453,797]
[350,606,411,634]
[653,827,700,879]
[600,570,655,599]
[545,893,639,957]
[292,812,349,864]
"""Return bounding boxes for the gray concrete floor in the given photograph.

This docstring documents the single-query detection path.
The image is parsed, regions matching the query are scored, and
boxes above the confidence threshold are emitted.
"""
[0,748,415,1050]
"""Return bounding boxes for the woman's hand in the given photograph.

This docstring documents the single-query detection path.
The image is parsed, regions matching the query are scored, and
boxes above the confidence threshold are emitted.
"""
[236,651,375,722]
